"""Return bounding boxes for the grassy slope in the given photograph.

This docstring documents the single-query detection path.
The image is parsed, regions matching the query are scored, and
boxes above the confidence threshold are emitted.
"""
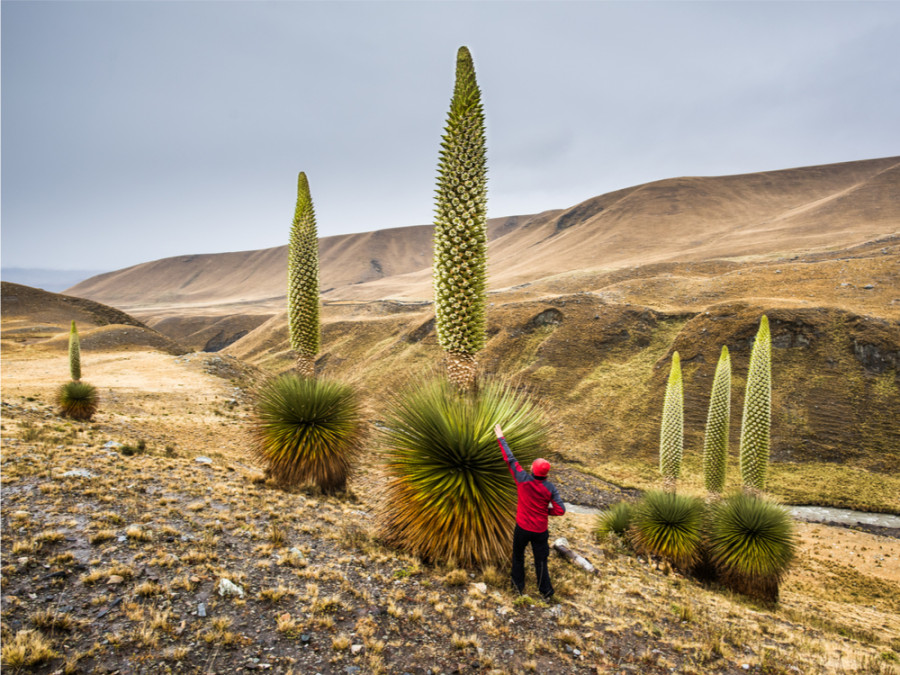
[1,363,898,673]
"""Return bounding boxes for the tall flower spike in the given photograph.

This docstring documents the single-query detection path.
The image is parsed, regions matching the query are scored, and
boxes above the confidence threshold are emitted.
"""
[69,320,82,382]
[660,352,683,492]
[739,316,772,493]
[287,172,320,377]
[433,46,488,390]
[703,346,732,496]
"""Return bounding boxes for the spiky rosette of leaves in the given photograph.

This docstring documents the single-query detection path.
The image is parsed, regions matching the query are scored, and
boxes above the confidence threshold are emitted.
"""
[68,321,82,382]
[595,501,633,539]
[660,352,683,491]
[57,380,98,421]
[379,377,547,566]
[252,374,362,493]
[433,46,488,389]
[629,491,705,569]
[739,316,771,492]
[707,492,795,602]
[703,346,732,495]
[287,172,320,376]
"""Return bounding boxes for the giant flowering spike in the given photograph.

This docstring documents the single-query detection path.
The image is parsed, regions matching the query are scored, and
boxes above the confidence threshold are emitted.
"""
[660,352,684,492]
[739,316,772,493]
[703,346,732,496]
[433,46,488,390]
[68,320,82,382]
[288,172,320,377]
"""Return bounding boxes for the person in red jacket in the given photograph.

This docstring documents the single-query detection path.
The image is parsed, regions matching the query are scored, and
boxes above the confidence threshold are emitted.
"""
[495,423,566,599]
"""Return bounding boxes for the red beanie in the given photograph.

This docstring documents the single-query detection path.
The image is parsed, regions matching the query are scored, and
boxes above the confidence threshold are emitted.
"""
[531,458,551,477]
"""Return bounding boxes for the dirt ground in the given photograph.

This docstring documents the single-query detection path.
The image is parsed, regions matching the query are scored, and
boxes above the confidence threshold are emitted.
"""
[2,347,899,674]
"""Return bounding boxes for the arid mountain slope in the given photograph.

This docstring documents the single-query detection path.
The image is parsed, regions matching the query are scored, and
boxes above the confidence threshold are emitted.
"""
[68,157,900,312]
[1,282,187,356]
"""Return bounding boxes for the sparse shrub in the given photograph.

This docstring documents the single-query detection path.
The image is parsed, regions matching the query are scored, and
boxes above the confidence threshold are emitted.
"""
[630,490,705,570]
[1,629,59,667]
[707,492,795,602]
[252,373,363,493]
[660,352,683,492]
[379,376,547,565]
[739,316,771,493]
[433,46,488,390]
[56,381,99,421]
[595,501,633,539]
[703,346,731,496]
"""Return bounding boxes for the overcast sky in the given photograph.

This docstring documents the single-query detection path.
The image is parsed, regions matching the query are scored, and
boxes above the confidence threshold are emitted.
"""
[2,1,899,272]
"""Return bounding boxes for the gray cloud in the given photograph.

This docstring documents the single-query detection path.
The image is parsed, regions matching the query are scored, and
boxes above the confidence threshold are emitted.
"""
[2,1,898,270]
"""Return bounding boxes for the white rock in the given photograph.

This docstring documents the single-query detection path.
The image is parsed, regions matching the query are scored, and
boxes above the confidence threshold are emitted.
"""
[350,644,363,655]
[469,582,487,595]
[195,456,213,465]
[217,577,244,598]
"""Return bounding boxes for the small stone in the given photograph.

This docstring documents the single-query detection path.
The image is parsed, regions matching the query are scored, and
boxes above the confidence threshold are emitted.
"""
[198,603,206,617]
[107,575,124,585]
[863,284,875,290]
[63,469,95,478]
[18,557,28,565]
[217,577,244,598]
[195,456,213,465]
[469,582,487,595]
[350,644,364,655]
[573,649,582,656]
[300,634,310,643]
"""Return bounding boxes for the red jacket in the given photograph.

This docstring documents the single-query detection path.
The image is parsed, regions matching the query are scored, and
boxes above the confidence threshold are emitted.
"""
[498,437,566,533]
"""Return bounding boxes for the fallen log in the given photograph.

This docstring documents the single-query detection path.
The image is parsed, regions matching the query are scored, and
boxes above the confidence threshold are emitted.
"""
[552,537,600,575]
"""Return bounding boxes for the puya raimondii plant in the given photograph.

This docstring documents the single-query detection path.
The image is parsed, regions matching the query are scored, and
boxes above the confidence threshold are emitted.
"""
[57,321,98,421]
[739,315,771,494]
[251,172,363,493]
[68,320,81,381]
[288,171,321,379]
[433,46,488,391]
[660,351,683,492]
[379,377,546,566]
[703,346,731,497]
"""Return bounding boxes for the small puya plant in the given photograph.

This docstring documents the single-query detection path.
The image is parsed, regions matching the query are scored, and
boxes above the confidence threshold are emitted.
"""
[739,316,771,494]
[660,351,683,492]
[702,346,731,497]
[251,172,363,493]
[57,321,98,421]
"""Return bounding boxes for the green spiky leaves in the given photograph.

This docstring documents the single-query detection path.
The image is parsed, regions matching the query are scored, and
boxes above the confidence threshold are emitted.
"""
[630,491,705,569]
[252,374,363,493]
[379,377,546,566]
[433,46,488,369]
[660,352,683,490]
[740,316,771,492]
[68,321,82,382]
[707,493,795,601]
[288,172,320,368]
[57,380,98,421]
[703,346,732,495]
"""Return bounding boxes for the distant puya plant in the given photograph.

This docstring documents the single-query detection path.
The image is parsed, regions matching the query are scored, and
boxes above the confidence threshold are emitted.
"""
[251,172,363,493]
[739,316,771,494]
[433,46,488,391]
[57,321,98,421]
[703,346,731,497]
[68,320,82,381]
[660,351,683,492]
[288,171,320,379]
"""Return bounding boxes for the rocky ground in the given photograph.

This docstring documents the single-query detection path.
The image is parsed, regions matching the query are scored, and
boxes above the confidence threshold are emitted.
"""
[2,350,899,674]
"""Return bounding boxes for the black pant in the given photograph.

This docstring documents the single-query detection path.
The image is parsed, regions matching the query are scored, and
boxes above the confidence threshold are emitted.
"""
[511,524,553,598]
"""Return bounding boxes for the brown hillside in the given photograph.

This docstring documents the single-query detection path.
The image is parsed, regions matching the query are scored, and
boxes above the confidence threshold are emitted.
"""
[1,282,188,357]
[67,157,899,314]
